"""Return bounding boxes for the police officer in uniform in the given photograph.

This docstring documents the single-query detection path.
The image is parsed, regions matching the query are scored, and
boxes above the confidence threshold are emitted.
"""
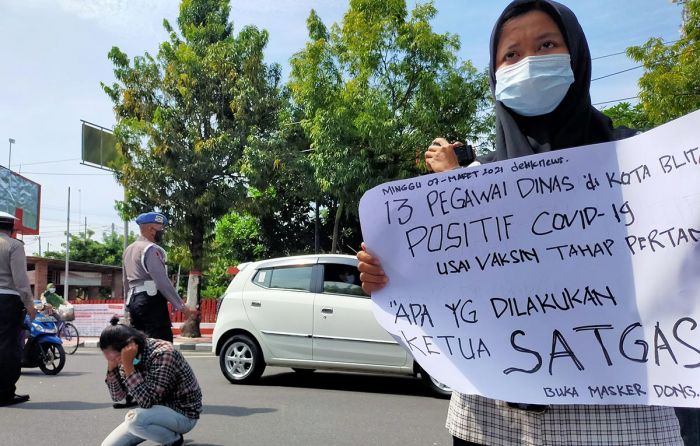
[0,211,36,406]
[122,212,196,343]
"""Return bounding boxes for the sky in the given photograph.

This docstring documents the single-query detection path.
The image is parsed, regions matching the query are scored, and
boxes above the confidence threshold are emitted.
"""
[0,0,685,256]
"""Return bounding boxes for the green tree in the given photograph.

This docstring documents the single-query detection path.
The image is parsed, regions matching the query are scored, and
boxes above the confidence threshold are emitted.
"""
[212,211,265,263]
[241,102,333,256]
[627,0,700,126]
[102,0,284,336]
[201,211,265,298]
[199,102,326,299]
[43,230,134,266]
[601,102,653,131]
[289,1,492,252]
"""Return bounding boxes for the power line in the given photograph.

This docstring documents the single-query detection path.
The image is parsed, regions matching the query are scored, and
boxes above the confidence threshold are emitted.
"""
[592,42,699,83]
[593,96,639,106]
[589,38,688,82]
[38,222,121,232]
[591,38,680,60]
[592,49,631,61]
[591,65,643,82]
[13,158,80,167]
[41,205,121,218]
[38,224,116,231]
[20,171,113,176]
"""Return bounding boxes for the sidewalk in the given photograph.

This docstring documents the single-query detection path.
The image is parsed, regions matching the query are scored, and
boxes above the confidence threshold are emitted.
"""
[82,334,213,352]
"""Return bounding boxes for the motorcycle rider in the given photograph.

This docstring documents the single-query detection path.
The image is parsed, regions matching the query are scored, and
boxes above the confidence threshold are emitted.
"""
[41,282,64,308]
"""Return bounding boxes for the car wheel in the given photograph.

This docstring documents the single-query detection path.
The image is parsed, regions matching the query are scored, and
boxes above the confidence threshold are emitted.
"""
[419,366,452,398]
[292,368,316,375]
[219,334,265,384]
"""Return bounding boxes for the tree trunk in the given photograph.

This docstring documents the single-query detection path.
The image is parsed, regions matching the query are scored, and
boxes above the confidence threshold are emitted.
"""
[180,223,203,338]
[179,271,201,338]
[331,200,343,254]
[314,200,320,253]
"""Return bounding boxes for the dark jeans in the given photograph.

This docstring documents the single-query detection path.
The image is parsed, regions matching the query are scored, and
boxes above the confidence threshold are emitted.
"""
[128,292,173,343]
[453,438,483,446]
[0,294,24,400]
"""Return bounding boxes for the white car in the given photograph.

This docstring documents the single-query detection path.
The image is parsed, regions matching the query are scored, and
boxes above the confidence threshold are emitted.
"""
[213,254,450,397]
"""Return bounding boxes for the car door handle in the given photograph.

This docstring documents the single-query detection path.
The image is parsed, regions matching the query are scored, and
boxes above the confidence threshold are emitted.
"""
[321,308,333,314]
[251,301,262,308]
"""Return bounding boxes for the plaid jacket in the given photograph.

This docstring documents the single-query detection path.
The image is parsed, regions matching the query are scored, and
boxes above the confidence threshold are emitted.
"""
[446,393,683,446]
[105,338,202,419]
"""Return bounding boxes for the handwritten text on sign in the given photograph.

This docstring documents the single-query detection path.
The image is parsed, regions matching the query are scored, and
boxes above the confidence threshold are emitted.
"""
[359,110,700,406]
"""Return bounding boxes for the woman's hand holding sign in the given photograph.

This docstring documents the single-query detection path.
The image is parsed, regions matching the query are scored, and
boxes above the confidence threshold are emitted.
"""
[357,243,387,295]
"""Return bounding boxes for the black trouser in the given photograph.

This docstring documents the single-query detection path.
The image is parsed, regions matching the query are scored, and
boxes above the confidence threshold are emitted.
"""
[128,291,173,343]
[0,294,24,400]
[675,407,700,446]
[453,438,483,446]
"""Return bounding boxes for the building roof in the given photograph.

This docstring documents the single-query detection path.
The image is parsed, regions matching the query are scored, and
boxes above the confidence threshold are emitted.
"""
[27,256,122,273]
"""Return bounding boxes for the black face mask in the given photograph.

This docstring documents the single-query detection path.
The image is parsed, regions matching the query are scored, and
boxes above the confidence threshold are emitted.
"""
[154,230,164,243]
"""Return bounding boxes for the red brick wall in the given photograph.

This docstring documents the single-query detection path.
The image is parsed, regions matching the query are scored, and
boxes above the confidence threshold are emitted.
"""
[33,260,48,299]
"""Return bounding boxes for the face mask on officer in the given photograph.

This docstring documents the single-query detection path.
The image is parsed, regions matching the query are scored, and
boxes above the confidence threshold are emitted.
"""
[154,229,164,243]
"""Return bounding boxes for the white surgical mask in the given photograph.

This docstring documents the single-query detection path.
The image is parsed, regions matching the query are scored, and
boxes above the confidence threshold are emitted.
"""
[48,288,56,293]
[495,54,574,117]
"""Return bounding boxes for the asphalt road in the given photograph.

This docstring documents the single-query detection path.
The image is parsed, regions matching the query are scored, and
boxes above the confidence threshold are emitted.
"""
[0,350,453,446]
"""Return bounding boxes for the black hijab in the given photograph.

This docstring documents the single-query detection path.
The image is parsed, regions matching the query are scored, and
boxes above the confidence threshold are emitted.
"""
[481,0,635,163]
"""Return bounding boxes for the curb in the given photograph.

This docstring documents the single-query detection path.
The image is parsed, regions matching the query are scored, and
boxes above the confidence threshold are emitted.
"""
[83,339,212,352]
[194,343,213,352]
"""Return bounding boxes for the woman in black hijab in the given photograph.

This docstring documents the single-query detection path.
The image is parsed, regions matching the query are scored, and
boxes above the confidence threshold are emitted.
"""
[425,0,638,169]
[362,1,684,445]
[485,0,637,162]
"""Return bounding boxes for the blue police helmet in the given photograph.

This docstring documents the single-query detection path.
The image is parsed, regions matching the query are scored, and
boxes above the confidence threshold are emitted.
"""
[135,212,168,226]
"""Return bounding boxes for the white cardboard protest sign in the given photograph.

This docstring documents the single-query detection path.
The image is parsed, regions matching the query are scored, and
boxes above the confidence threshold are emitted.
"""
[359,110,700,406]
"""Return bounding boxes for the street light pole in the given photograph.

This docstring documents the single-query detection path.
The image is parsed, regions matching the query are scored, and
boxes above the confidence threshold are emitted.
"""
[8,138,15,170]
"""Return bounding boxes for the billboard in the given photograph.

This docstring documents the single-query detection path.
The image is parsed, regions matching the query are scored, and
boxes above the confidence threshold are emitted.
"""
[0,166,41,235]
[81,121,122,171]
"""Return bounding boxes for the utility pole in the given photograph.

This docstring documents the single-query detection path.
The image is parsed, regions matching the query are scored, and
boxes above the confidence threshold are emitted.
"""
[123,189,129,251]
[8,138,15,170]
[124,219,128,251]
[37,236,42,256]
[84,216,87,240]
[314,200,320,253]
[64,188,71,302]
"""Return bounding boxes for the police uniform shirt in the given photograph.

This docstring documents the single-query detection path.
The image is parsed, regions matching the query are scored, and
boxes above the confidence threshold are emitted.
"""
[0,232,33,308]
[122,236,185,311]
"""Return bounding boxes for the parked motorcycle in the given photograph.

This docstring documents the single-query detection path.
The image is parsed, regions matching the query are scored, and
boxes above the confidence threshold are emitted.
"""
[21,310,66,375]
